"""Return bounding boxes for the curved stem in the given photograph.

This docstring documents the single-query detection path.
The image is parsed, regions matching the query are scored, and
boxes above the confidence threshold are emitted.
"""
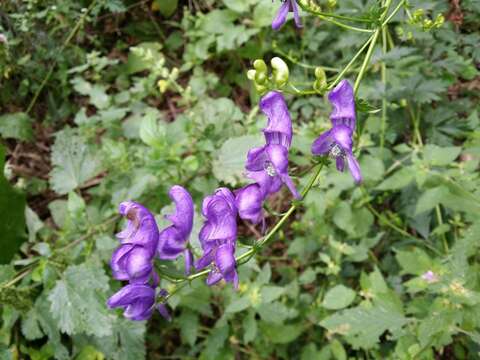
[163,163,325,300]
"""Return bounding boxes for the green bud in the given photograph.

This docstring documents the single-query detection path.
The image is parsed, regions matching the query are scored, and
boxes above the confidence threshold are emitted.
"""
[246,69,256,81]
[434,14,445,28]
[423,19,433,30]
[270,57,289,88]
[253,59,267,74]
[412,8,424,22]
[314,67,327,84]
[255,71,268,85]
[254,82,268,95]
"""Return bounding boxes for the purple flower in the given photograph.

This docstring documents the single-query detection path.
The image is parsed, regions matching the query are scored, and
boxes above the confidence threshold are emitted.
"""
[107,284,156,321]
[195,188,239,289]
[272,0,302,31]
[157,185,194,274]
[260,91,293,148]
[110,201,159,283]
[311,80,362,184]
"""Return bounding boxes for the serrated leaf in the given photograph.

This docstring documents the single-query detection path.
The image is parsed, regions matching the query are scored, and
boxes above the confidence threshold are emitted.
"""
[178,311,198,347]
[259,322,303,344]
[260,285,285,303]
[226,296,251,313]
[242,310,257,344]
[320,302,408,349]
[415,186,449,214]
[212,135,262,186]
[48,261,112,337]
[395,248,433,275]
[0,112,33,141]
[49,128,102,194]
[376,167,414,190]
[322,285,356,310]
[423,145,461,166]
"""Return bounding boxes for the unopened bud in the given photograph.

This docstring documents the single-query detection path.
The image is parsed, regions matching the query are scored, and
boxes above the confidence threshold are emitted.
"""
[253,59,267,74]
[271,57,289,88]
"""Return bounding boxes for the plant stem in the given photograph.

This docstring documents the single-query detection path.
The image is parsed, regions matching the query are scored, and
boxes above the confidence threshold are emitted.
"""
[436,205,449,253]
[353,29,380,94]
[380,26,388,151]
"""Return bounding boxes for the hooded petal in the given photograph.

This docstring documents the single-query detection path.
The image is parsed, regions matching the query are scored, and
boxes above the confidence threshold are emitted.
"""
[116,201,159,251]
[158,227,185,260]
[272,0,290,30]
[235,184,265,224]
[164,185,194,238]
[247,170,283,197]
[311,129,334,155]
[347,152,363,184]
[260,91,293,148]
[328,80,356,130]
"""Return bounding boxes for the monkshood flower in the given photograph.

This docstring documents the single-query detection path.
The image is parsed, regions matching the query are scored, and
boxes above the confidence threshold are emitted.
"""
[235,183,264,225]
[195,188,239,289]
[272,0,302,31]
[157,185,194,274]
[311,80,363,184]
[110,201,159,283]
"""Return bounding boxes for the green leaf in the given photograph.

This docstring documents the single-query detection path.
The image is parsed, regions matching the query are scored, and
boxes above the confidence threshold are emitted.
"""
[178,311,198,347]
[320,302,408,349]
[200,325,229,360]
[153,0,178,17]
[242,310,257,344]
[376,167,415,190]
[415,186,449,214]
[0,144,26,264]
[256,302,296,324]
[139,109,166,149]
[322,285,356,310]
[49,128,102,194]
[212,135,263,186]
[260,285,285,303]
[48,261,112,337]
[225,296,251,313]
[0,112,33,141]
[395,248,433,275]
[71,78,110,109]
[259,322,303,344]
[423,145,461,166]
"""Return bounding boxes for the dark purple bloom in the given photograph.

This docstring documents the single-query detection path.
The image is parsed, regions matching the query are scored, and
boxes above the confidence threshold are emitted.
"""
[311,80,362,184]
[272,0,302,31]
[157,185,194,274]
[195,188,239,289]
[107,284,156,321]
[111,201,159,283]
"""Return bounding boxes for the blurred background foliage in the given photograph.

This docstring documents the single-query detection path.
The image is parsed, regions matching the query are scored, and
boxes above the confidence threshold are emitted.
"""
[0,0,480,359]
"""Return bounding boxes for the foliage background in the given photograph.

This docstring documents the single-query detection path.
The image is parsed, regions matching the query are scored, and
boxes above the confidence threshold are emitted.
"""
[1,0,480,359]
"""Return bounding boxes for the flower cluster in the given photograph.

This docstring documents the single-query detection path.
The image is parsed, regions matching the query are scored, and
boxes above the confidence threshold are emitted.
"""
[272,0,302,31]
[107,186,193,321]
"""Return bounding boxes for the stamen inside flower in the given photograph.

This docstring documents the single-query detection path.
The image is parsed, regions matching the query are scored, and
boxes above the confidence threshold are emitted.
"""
[264,161,277,177]
[329,143,345,159]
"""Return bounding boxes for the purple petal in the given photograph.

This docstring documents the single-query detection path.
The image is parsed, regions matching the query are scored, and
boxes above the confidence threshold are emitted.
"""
[331,125,353,152]
[347,152,363,184]
[157,303,172,321]
[165,185,194,239]
[311,129,333,155]
[290,0,302,28]
[328,80,356,130]
[184,248,193,275]
[265,144,300,198]
[272,0,290,30]
[235,184,264,224]
[107,284,155,309]
[215,243,239,289]
[158,227,184,260]
[195,248,215,270]
[206,272,223,286]
[110,244,134,281]
[260,91,293,148]
[126,246,154,283]
[336,157,345,172]
[245,146,268,172]
[116,201,159,250]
